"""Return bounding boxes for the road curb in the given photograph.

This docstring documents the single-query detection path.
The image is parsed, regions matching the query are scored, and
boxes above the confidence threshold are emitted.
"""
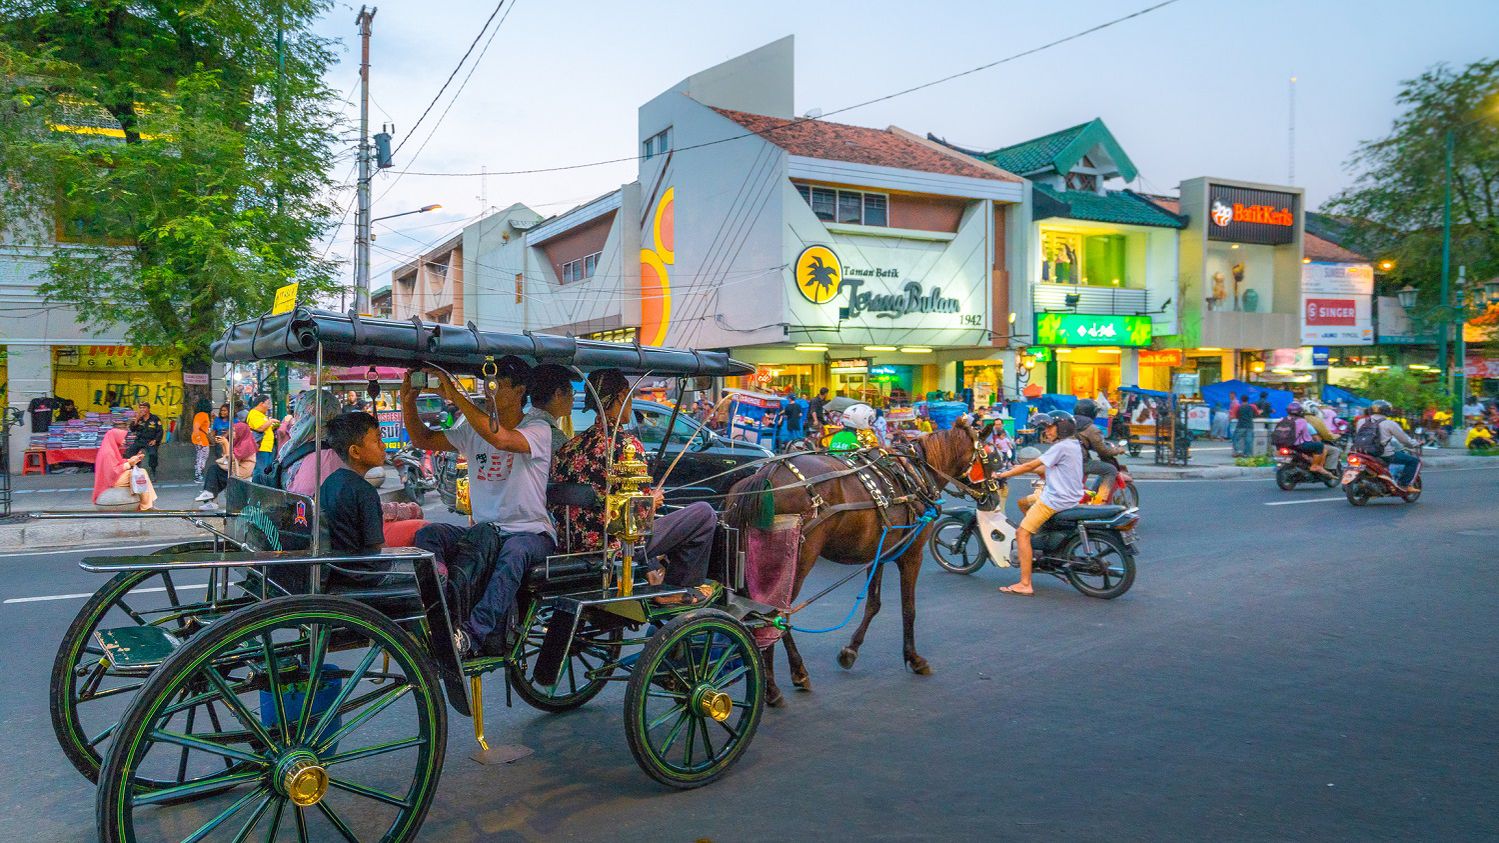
[1129,453,1494,480]
[0,517,207,552]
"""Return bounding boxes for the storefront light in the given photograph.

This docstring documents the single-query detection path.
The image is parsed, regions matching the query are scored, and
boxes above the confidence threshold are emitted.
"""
[863,345,897,352]
[1302,257,1312,264]
[1196,347,1224,352]
[1271,367,1294,375]
[794,344,829,352]
[899,346,933,354]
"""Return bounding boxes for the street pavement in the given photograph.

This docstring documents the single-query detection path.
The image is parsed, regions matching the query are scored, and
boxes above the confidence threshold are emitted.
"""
[1,465,1497,841]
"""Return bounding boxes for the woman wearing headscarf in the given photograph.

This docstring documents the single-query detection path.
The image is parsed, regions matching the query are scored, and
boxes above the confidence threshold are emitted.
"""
[93,428,156,511]
[190,398,213,483]
[277,389,348,494]
[196,421,259,507]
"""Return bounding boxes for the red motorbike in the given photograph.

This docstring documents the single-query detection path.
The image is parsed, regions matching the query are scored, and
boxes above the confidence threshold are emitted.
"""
[1342,448,1422,506]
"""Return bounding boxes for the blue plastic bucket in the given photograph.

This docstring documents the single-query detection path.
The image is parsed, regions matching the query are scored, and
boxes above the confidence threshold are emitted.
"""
[260,670,343,751]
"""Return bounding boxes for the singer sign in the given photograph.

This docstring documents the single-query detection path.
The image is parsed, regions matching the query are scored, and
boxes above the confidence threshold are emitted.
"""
[1301,262,1373,345]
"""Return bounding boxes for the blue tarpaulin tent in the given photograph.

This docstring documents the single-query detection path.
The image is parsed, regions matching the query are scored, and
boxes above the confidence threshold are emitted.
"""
[1321,384,1371,408]
[1201,379,1294,416]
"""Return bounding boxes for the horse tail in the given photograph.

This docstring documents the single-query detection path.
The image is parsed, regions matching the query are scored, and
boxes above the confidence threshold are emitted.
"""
[724,463,780,531]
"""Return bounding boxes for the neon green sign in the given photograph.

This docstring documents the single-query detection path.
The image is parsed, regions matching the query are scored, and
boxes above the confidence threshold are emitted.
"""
[1034,313,1152,347]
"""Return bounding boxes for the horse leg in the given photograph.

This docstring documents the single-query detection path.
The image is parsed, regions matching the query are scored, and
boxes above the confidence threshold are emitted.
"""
[781,629,811,691]
[837,568,883,670]
[897,548,932,675]
[761,640,785,707]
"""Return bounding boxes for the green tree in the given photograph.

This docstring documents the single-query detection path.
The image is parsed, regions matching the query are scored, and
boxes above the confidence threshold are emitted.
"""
[1327,59,1499,301]
[1340,368,1450,415]
[0,0,343,423]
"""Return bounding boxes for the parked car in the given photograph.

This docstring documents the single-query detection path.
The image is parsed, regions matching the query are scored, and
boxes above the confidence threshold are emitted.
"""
[435,397,771,513]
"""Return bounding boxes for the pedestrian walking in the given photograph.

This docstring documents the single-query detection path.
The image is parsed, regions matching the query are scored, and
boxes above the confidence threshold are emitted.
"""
[808,387,830,431]
[190,399,213,483]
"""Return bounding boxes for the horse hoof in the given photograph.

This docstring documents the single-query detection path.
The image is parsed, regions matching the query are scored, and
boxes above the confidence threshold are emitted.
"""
[907,657,933,676]
[767,688,786,708]
[792,674,812,692]
[836,648,858,670]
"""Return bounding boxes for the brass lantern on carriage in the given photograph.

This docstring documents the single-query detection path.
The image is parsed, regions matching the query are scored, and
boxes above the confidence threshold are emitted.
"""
[605,441,655,596]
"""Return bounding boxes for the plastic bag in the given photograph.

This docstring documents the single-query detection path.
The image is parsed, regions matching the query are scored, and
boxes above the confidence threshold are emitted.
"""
[130,467,149,495]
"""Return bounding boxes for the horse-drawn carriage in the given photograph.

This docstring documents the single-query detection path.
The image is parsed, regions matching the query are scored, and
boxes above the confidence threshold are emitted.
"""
[45,308,777,841]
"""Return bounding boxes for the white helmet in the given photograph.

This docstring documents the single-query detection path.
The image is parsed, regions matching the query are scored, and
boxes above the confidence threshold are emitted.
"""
[842,403,876,430]
[1302,398,1320,412]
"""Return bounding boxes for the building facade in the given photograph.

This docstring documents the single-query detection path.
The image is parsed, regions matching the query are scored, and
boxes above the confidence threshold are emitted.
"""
[390,233,464,324]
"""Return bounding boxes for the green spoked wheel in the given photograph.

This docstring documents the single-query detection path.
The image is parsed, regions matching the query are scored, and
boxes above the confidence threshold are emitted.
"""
[50,540,260,786]
[506,604,622,713]
[97,595,447,843]
[623,609,764,789]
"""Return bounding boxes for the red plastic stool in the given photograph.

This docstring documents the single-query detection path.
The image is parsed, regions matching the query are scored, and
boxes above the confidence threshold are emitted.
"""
[22,448,47,476]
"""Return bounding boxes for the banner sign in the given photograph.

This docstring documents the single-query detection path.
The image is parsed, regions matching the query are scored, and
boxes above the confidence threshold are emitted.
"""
[1301,263,1373,345]
[1034,313,1153,347]
[182,373,210,386]
[1207,184,1298,245]
[1139,349,1183,366]
[271,282,299,315]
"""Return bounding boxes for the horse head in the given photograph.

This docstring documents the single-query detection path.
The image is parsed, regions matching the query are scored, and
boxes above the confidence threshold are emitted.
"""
[913,418,987,489]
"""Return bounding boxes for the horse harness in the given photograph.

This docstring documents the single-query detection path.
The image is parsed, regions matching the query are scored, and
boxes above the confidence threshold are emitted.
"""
[783,446,944,534]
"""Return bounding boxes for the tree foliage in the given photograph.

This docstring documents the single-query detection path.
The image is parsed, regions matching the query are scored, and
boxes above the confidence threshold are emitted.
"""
[1340,367,1450,415]
[1327,59,1499,304]
[0,0,343,407]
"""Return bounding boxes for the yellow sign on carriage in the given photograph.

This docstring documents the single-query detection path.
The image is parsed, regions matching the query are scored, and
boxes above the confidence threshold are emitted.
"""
[271,282,299,315]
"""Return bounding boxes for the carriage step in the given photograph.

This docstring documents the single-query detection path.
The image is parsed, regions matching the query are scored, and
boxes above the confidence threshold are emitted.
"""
[461,655,509,677]
[95,625,181,670]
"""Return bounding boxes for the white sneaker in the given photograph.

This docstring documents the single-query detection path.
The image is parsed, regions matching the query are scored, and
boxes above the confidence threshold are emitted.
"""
[199,502,219,512]
[194,491,214,502]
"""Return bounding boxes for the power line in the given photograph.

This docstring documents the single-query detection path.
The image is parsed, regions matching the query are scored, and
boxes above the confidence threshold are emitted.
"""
[388,0,1182,180]
[390,0,507,156]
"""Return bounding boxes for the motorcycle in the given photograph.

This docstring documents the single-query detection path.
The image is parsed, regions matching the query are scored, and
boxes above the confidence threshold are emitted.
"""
[928,477,1139,599]
[1342,448,1422,506]
[1273,445,1342,490]
[392,443,436,504]
[1087,452,1139,509]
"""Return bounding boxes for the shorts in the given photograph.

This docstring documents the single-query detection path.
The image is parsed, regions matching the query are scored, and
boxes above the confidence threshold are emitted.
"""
[1018,500,1057,534]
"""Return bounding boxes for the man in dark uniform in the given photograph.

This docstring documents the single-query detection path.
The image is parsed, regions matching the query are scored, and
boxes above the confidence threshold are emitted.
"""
[125,401,164,473]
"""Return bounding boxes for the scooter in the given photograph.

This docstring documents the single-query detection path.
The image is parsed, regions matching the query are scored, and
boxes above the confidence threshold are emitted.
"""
[1086,455,1139,509]
[928,477,1140,599]
[392,443,436,504]
[1274,445,1342,490]
[1342,448,1423,505]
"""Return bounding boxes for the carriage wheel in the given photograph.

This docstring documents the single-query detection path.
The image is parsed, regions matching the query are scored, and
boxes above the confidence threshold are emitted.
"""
[97,595,447,843]
[623,609,764,789]
[50,540,261,786]
[506,603,622,713]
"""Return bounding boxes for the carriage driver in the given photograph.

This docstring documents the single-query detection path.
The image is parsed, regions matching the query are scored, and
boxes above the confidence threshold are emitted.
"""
[991,411,1086,597]
[551,369,718,606]
[401,358,556,658]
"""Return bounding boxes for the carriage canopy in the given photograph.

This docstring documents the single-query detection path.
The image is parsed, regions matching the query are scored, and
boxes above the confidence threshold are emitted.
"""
[211,308,755,377]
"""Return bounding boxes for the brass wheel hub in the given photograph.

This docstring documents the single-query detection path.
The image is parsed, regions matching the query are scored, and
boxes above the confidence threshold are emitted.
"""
[275,751,329,807]
[694,686,733,722]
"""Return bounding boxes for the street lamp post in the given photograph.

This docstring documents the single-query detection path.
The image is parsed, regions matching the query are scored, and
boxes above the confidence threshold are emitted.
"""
[353,204,442,314]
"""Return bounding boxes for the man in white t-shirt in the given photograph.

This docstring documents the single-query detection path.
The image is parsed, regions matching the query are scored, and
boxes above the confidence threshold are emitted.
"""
[993,411,1085,596]
[402,357,554,656]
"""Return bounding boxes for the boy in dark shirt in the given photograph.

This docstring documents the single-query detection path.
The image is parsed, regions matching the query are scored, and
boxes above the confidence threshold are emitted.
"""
[320,412,390,586]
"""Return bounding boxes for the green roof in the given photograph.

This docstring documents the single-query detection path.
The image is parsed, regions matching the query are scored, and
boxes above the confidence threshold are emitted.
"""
[982,118,1138,182]
[1034,184,1186,229]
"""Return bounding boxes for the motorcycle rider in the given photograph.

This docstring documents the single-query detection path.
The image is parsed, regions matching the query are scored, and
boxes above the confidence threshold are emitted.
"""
[1360,399,1421,490]
[1287,401,1336,478]
[993,411,1086,596]
[827,403,880,452]
[1073,398,1126,503]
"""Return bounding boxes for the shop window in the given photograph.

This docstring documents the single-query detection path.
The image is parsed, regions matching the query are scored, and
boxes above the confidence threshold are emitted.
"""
[642,128,672,160]
[1041,229,1132,288]
[795,184,890,227]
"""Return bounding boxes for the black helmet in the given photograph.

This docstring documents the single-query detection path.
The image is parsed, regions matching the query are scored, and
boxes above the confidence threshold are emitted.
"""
[1027,411,1055,430]
[1074,398,1098,419]
[1049,410,1078,438]
[1370,399,1393,415]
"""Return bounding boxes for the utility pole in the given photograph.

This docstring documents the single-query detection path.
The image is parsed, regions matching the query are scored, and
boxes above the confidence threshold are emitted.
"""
[354,5,377,315]
[1454,265,1467,419]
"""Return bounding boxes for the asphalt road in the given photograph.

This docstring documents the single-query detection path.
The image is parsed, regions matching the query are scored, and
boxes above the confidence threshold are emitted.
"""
[2,465,1497,841]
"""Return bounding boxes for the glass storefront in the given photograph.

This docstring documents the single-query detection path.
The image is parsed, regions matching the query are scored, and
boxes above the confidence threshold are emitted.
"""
[1056,348,1122,402]
[962,361,1006,407]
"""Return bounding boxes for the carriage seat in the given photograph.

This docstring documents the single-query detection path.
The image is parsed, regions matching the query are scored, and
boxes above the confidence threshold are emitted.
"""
[547,481,598,508]
[523,554,609,591]
[326,568,425,620]
[1048,504,1127,524]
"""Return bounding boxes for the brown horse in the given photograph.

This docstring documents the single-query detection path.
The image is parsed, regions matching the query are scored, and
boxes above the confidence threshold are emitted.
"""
[724,423,983,705]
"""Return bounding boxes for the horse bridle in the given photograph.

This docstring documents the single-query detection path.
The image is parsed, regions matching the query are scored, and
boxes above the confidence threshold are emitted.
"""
[904,426,991,501]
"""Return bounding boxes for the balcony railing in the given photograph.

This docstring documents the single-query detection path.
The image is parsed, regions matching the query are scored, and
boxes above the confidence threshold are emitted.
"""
[1033,282,1149,315]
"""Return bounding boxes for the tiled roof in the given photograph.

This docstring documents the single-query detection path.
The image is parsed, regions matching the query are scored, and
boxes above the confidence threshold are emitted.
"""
[1143,195,1180,215]
[1035,184,1186,229]
[983,122,1091,174]
[711,107,1019,182]
[1304,232,1366,263]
